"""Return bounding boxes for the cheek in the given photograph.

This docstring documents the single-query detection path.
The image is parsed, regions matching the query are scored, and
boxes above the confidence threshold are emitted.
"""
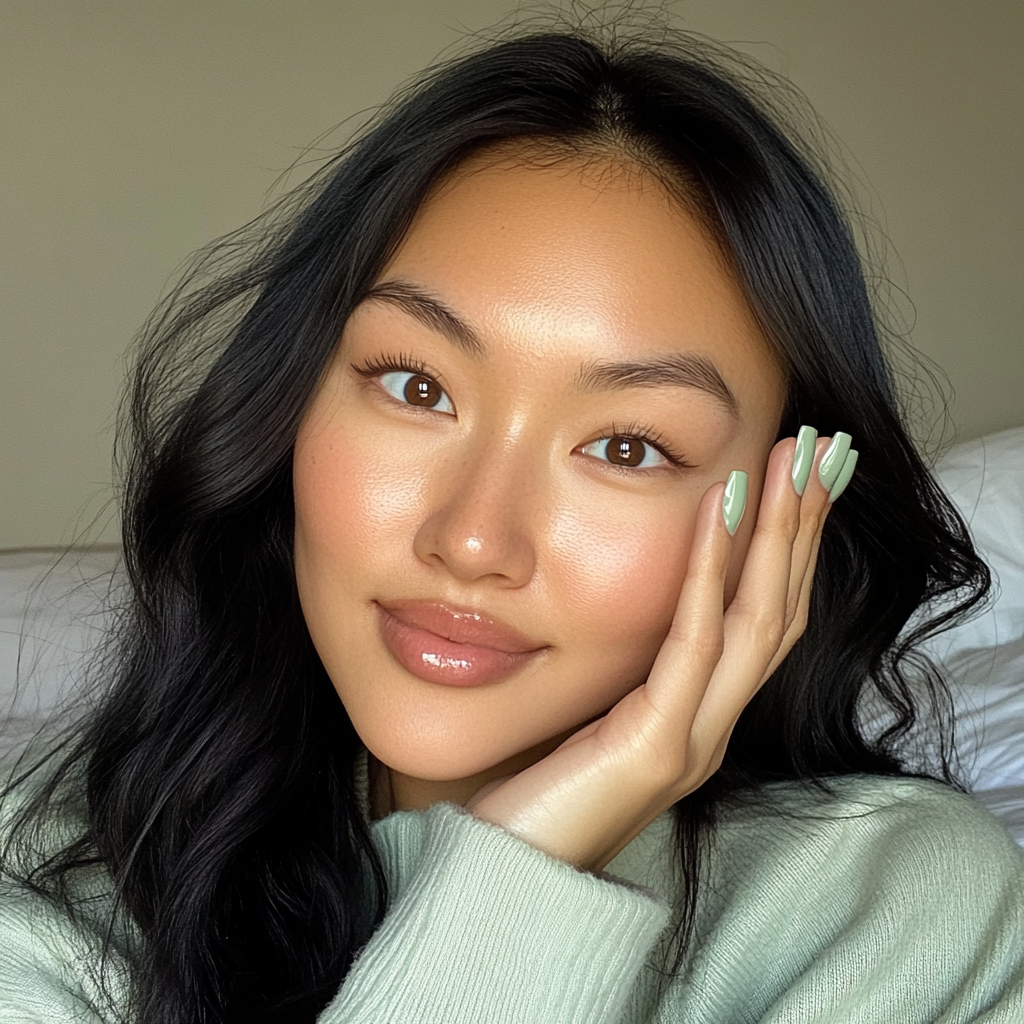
[545,486,699,683]
[293,417,429,578]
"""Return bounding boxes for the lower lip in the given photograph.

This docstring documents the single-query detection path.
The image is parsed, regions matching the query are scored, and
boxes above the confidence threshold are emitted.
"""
[377,607,540,687]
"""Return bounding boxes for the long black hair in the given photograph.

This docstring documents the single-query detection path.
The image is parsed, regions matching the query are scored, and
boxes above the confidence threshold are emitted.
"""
[1,22,988,1024]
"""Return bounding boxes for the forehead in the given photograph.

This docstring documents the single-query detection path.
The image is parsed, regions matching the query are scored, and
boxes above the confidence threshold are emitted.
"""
[377,149,785,420]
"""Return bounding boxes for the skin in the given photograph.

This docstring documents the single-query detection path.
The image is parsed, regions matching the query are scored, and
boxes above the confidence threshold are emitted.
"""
[293,148,836,871]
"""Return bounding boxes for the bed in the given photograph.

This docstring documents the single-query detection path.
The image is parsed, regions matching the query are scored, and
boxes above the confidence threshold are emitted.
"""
[2,426,1023,845]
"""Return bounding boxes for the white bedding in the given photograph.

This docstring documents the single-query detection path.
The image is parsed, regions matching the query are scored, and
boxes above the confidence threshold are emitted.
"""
[921,427,1024,843]
[0,548,121,753]
[2,427,1023,844]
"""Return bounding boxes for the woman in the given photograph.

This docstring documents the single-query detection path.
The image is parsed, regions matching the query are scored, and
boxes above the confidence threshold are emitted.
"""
[2,24,1022,1024]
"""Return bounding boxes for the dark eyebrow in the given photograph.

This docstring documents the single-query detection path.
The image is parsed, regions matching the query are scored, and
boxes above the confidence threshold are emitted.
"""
[574,354,739,415]
[360,280,483,356]
[361,280,737,413]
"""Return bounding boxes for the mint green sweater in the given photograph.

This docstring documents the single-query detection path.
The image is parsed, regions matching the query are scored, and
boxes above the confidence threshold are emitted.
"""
[2,775,1023,1022]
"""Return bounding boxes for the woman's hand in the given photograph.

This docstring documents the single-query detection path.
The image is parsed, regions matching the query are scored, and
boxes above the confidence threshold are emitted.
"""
[468,430,856,873]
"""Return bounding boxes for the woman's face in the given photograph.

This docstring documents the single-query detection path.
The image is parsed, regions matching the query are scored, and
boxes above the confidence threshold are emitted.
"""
[293,150,786,801]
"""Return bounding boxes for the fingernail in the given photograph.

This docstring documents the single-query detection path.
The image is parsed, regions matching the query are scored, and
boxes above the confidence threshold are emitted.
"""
[722,470,748,536]
[791,425,817,496]
[828,449,858,502]
[818,431,852,491]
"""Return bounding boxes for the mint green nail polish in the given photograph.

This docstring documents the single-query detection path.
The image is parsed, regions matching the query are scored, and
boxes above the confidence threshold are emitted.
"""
[791,425,817,496]
[828,449,858,502]
[818,431,852,491]
[722,470,748,536]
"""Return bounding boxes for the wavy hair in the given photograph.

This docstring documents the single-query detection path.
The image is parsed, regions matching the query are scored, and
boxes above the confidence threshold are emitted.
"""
[1,22,988,1024]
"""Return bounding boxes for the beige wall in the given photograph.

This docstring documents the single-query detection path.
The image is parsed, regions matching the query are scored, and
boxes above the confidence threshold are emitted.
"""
[2,0,1021,548]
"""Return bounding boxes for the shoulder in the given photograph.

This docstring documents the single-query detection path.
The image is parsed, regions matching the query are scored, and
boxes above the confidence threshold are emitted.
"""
[708,774,1024,937]
[0,866,130,1023]
[680,776,1024,1023]
[0,755,131,1022]
[716,774,1024,884]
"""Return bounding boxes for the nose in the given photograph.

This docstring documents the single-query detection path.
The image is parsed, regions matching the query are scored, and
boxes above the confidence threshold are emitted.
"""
[412,441,539,588]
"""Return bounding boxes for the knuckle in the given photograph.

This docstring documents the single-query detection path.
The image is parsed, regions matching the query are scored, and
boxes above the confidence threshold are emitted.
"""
[690,629,725,665]
[658,754,686,790]
[754,614,786,651]
[666,621,724,665]
[639,739,685,789]
[768,505,801,542]
[744,600,782,637]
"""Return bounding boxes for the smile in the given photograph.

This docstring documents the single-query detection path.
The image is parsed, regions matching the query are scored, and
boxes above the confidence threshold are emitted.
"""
[375,600,547,687]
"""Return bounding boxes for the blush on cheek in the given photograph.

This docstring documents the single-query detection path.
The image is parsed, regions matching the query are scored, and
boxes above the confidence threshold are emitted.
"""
[294,426,431,568]
[546,499,693,660]
[348,464,431,555]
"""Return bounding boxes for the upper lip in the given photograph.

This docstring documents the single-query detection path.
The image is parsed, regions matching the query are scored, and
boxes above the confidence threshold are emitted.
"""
[376,599,547,654]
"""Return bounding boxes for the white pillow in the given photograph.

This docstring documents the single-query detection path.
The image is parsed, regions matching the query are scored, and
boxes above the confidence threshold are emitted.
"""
[0,548,121,759]
[926,426,1024,843]
[930,426,1024,657]
[942,637,1024,789]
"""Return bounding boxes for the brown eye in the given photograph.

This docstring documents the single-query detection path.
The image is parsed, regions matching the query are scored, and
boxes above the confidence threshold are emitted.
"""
[580,433,668,469]
[377,370,455,414]
[404,374,443,407]
[606,435,646,466]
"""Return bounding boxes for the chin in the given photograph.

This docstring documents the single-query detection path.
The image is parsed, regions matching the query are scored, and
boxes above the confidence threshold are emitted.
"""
[354,714,521,782]
[357,691,589,785]
[370,744,512,785]
[338,649,650,787]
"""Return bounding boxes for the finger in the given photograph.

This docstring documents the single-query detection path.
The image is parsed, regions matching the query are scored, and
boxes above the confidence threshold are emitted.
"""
[768,431,853,673]
[642,478,733,722]
[760,512,826,683]
[722,437,802,659]
[694,432,836,740]
[780,435,833,631]
[763,437,857,680]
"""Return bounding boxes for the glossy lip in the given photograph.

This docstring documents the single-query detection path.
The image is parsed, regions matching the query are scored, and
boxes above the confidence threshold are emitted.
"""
[374,599,548,688]
[377,599,546,653]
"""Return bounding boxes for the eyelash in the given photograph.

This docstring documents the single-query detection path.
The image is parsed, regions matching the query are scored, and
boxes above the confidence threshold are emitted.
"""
[352,352,436,382]
[598,421,692,469]
[351,354,692,470]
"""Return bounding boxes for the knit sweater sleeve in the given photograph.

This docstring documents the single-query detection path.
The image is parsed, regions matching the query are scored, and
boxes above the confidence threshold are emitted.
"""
[316,801,671,1024]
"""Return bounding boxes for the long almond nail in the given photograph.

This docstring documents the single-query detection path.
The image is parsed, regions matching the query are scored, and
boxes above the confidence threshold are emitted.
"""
[818,431,852,491]
[828,449,858,502]
[791,425,817,496]
[722,471,748,536]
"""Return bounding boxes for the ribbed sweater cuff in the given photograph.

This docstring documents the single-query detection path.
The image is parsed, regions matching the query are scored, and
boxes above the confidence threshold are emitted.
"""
[320,802,670,1024]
